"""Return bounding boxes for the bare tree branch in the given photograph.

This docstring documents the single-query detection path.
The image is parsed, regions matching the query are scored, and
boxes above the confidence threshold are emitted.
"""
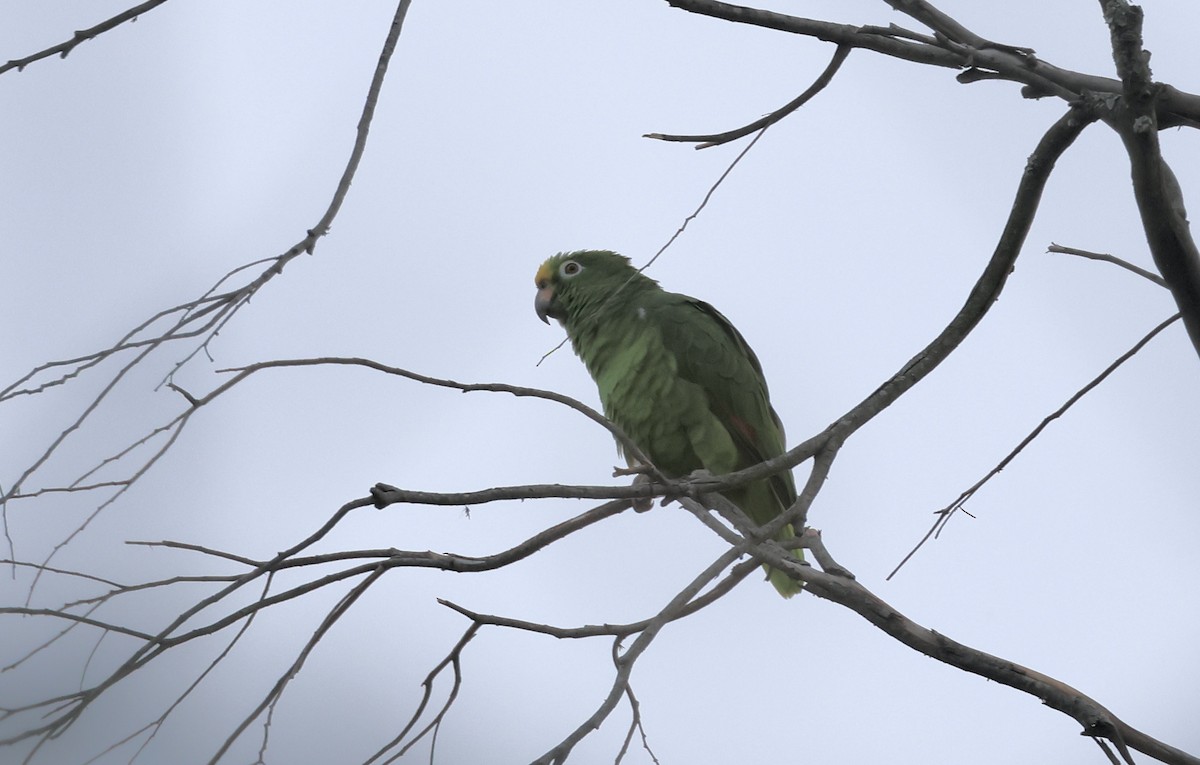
[1101,0,1200,359]
[531,544,752,765]
[0,0,171,76]
[790,557,1200,765]
[1048,242,1168,287]
[727,102,1099,500]
[663,0,1200,124]
[206,566,389,765]
[657,500,1195,765]
[435,558,759,640]
[888,310,1182,580]
[90,573,277,765]
[615,684,660,765]
[216,356,653,473]
[364,623,482,765]
[4,3,1196,764]
[890,229,1187,577]
[0,607,154,641]
[1,0,416,567]
[645,43,850,147]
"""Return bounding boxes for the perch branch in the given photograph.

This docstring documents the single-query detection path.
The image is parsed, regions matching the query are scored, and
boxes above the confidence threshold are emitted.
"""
[676,512,1196,765]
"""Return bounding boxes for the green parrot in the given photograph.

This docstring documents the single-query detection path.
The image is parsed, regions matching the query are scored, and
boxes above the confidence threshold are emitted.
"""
[534,249,802,598]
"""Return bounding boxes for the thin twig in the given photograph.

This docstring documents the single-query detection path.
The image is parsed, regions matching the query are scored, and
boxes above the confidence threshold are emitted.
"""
[435,558,759,640]
[363,624,481,765]
[541,110,778,368]
[531,544,752,765]
[206,567,389,765]
[614,684,659,765]
[0,0,171,76]
[890,230,1180,578]
[1048,243,1167,286]
[2,0,416,577]
[888,311,1182,580]
[217,356,652,472]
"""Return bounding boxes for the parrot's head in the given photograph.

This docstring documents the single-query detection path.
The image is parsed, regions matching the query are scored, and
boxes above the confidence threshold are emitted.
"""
[534,250,651,327]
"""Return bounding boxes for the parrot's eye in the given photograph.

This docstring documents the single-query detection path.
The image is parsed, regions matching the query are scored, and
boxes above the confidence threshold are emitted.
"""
[560,260,583,278]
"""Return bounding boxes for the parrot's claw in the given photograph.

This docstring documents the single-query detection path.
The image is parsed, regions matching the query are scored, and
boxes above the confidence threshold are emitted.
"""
[612,464,656,511]
[630,472,654,512]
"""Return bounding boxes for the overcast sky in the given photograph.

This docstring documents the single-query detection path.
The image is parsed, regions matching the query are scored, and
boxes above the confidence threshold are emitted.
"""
[2,2,1198,764]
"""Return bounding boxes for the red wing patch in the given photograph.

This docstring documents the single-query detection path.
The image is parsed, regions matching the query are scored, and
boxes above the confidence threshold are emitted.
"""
[728,415,758,444]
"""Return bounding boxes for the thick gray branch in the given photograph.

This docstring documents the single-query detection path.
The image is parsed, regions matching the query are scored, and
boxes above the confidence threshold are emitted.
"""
[1102,0,1200,360]
[796,564,1200,765]
[664,0,1200,125]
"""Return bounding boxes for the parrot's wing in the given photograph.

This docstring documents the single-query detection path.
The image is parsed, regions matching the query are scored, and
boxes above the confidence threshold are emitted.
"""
[657,295,797,510]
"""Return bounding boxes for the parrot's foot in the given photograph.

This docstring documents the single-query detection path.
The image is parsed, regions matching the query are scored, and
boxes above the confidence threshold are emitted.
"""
[799,527,855,579]
[680,469,724,496]
[613,464,656,511]
[630,472,654,512]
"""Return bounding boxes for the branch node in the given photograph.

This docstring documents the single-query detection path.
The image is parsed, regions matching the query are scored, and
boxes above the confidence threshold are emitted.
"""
[370,483,397,509]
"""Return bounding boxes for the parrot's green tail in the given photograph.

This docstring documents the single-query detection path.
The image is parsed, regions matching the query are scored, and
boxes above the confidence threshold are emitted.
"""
[767,523,805,599]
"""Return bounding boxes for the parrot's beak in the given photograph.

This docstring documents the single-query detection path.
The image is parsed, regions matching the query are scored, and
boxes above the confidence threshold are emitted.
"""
[534,284,557,324]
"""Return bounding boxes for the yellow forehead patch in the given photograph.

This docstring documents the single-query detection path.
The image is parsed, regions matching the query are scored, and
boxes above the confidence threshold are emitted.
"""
[534,259,555,286]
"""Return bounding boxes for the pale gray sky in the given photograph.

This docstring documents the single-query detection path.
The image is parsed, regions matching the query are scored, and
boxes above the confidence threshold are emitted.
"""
[2,2,1198,764]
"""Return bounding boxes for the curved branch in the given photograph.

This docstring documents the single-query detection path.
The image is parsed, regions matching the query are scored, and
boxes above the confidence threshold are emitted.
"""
[694,103,1100,500]
[435,557,759,639]
[824,105,1097,440]
[645,43,850,148]
[217,356,652,471]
